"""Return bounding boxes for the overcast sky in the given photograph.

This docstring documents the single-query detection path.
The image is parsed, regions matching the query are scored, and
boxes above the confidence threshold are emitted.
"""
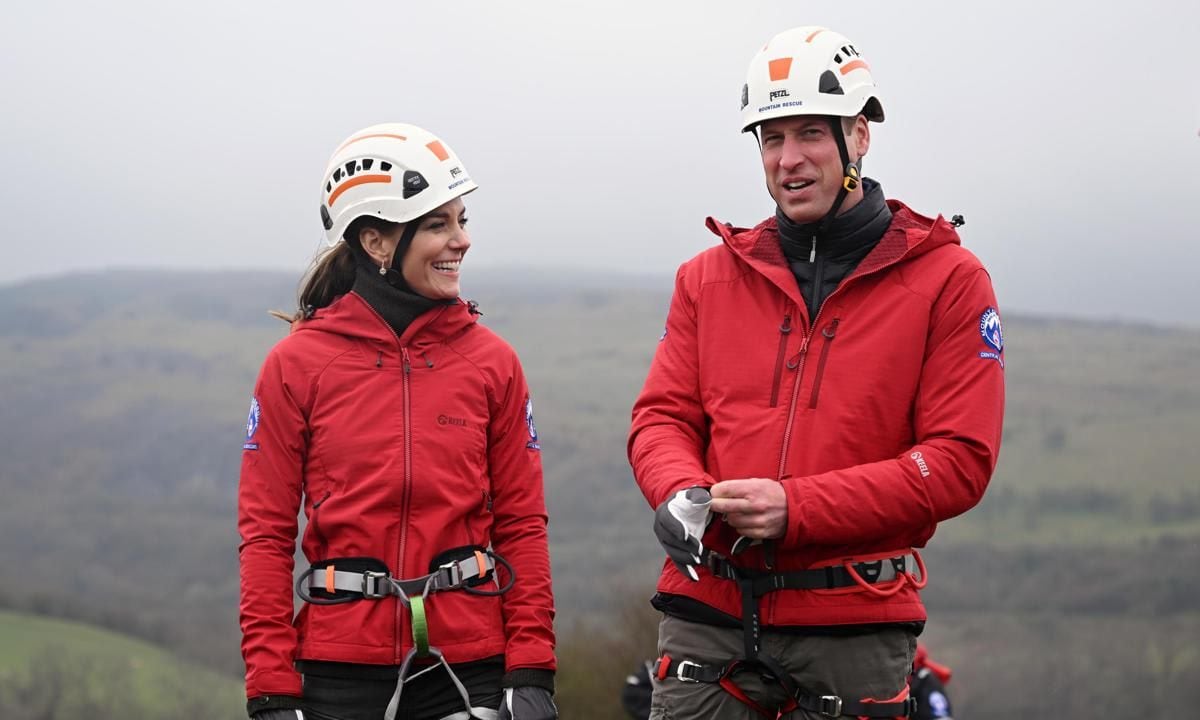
[2,0,1197,327]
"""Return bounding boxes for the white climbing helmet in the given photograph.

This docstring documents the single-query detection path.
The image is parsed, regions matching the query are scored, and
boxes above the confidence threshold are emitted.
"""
[740,26,885,133]
[319,123,477,246]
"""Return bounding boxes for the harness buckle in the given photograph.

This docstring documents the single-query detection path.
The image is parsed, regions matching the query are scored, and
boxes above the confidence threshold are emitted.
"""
[676,660,702,683]
[361,570,388,599]
[438,560,463,588]
[818,695,843,717]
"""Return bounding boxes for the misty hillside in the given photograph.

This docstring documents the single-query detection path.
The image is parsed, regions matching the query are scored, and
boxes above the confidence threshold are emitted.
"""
[1,269,1198,719]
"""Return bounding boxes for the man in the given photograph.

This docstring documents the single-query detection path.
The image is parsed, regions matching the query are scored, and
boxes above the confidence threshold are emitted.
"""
[628,26,1004,719]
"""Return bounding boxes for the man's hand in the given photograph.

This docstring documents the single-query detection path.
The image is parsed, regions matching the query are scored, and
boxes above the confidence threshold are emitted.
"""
[498,686,558,720]
[653,487,713,581]
[710,478,788,540]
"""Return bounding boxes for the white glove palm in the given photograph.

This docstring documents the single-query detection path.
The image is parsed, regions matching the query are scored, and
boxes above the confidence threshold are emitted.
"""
[653,487,713,581]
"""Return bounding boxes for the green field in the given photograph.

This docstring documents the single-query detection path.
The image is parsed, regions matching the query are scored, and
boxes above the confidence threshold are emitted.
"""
[0,610,244,718]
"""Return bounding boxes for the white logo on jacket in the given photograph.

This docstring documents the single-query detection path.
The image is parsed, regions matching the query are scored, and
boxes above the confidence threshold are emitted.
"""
[910,451,930,478]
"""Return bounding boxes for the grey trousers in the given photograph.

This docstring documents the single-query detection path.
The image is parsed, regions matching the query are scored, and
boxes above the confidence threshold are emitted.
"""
[649,615,916,720]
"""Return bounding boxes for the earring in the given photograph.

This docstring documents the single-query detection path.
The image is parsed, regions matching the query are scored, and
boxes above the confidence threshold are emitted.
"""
[379,262,387,276]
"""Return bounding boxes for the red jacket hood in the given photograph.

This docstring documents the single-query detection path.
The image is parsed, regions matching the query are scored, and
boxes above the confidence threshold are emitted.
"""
[289,292,480,351]
[705,200,961,304]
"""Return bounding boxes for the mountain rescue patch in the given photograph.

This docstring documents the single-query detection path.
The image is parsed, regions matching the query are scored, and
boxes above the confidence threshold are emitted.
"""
[524,396,540,451]
[243,397,261,450]
[978,307,1004,368]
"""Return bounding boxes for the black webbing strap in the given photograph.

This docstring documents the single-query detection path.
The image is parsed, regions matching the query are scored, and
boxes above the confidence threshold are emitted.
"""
[795,688,916,718]
[740,577,760,659]
[708,554,909,597]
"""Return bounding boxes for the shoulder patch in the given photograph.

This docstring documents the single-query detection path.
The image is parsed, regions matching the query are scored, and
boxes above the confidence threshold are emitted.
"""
[243,397,261,450]
[978,307,1004,367]
[524,396,540,451]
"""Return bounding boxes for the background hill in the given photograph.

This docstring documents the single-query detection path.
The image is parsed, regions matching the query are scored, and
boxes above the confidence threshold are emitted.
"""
[1,269,1198,719]
[0,610,243,718]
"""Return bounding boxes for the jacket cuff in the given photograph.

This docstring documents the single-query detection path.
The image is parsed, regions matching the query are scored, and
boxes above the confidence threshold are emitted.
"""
[502,668,556,693]
[247,694,303,718]
[780,475,807,548]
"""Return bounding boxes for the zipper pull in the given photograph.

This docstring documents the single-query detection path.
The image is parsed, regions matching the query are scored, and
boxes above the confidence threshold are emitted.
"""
[809,236,817,263]
[823,318,840,338]
[376,350,383,368]
[787,334,812,369]
[401,347,411,373]
[781,314,792,334]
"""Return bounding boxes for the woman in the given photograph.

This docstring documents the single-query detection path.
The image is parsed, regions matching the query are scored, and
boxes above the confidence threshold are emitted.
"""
[238,123,557,720]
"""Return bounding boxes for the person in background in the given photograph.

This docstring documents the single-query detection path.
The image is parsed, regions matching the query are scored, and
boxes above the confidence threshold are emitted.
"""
[621,660,654,720]
[910,644,954,720]
[238,123,557,720]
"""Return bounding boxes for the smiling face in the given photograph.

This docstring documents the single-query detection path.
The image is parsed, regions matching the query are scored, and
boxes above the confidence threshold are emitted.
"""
[400,197,470,300]
[759,114,870,224]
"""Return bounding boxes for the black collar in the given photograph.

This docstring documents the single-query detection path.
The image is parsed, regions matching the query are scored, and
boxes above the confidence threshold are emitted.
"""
[349,246,444,340]
[776,178,892,263]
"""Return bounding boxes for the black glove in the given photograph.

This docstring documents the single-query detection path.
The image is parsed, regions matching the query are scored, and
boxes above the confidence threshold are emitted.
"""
[252,710,304,720]
[498,686,558,720]
[653,487,713,581]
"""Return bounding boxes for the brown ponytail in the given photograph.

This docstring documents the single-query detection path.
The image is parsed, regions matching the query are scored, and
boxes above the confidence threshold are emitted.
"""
[270,216,402,324]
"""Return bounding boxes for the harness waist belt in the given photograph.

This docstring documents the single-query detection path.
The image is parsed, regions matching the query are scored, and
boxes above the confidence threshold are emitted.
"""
[706,553,917,596]
[304,552,494,600]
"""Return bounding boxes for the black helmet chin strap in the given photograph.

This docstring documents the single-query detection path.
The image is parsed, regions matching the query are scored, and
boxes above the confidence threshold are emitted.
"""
[813,115,860,241]
[390,221,421,272]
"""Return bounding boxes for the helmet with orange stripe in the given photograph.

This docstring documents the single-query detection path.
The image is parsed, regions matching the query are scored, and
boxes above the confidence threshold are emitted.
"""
[319,123,477,247]
[740,26,884,133]
[741,27,885,233]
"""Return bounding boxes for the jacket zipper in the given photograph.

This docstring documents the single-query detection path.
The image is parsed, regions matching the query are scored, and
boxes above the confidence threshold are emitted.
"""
[397,347,414,663]
[769,313,792,408]
[352,296,432,663]
[808,319,840,409]
[769,303,825,626]
[776,302,828,480]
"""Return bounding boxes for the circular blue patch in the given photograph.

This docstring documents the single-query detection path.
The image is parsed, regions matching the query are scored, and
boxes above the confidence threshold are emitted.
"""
[979,307,1003,354]
[245,397,261,440]
[525,397,540,450]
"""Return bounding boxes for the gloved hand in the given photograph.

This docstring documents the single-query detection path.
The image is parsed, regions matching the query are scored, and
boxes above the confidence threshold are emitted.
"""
[653,486,713,581]
[498,686,558,720]
[252,710,304,720]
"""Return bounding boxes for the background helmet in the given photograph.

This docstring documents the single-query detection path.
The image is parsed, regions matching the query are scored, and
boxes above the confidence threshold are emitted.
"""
[319,123,477,247]
[740,26,885,133]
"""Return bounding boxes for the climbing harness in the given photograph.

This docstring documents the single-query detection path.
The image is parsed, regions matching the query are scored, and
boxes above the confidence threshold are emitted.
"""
[296,547,515,720]
[656,550,926,718]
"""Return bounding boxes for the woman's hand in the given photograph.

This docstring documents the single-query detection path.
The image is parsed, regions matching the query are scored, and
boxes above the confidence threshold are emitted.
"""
[498,686,558,720]
[252,710,305,720]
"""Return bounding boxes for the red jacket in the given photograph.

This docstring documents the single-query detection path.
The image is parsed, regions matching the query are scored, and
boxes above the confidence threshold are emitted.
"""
[238,292,555,700]
[629,201,1004,627]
